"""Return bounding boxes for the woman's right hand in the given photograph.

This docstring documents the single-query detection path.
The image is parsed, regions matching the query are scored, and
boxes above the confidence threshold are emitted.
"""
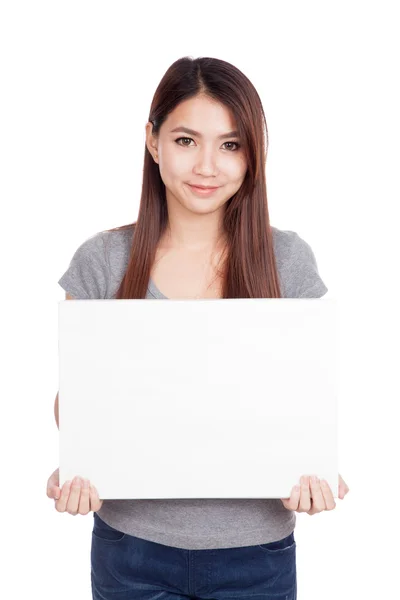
[46,467,103,515]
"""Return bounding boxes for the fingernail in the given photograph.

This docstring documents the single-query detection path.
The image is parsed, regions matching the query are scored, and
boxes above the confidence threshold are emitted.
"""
[73,477,81,485]
[83,478,89,488]
[311,475,317,483]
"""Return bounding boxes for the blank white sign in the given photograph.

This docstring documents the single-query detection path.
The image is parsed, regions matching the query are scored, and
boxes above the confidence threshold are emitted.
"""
[58,298,338,499]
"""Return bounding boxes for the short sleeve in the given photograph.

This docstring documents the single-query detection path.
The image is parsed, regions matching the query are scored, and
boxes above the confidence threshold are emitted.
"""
[286,232,328,298]
[58,232,109,299]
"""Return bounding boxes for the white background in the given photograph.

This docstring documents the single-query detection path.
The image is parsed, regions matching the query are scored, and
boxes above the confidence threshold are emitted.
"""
[1,1,399,598]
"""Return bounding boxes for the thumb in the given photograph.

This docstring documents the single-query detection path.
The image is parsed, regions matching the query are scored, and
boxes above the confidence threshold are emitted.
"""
[47,484,61,500]
[46,468,60,499]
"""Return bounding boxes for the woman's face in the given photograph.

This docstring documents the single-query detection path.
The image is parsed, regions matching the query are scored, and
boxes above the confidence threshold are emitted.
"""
[146,94,247,216]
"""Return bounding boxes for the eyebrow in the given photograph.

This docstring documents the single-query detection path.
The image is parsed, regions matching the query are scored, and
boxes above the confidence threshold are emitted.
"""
[170,126,239,140]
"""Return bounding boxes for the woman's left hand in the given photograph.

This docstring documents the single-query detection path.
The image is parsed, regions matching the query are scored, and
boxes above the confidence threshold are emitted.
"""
[281,474,350,515]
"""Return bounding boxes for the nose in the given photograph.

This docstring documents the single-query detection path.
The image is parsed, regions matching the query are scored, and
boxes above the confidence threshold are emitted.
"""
[193,146,219,176]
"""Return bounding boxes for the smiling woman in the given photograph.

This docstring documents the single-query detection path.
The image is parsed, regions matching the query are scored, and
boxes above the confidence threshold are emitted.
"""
[53,55,343,600]
[100,57,276,301]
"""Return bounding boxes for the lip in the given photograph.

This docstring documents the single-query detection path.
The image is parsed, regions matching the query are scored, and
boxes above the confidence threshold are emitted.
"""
[188,184,220,196]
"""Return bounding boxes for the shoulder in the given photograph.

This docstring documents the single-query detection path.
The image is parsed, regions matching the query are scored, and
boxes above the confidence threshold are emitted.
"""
[271,226,311,258]
[101,225,134,259]
[271,226,328,298]
[71,225,134,266]
[72,230,108,259]
[58,228,129,299]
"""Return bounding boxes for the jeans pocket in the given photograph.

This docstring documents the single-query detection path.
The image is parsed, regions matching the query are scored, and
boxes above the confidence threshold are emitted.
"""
[257,532,296,554]
[92,512,127,543]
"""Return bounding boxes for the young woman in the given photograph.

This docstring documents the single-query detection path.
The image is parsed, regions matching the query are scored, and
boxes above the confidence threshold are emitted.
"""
[47,56,349,600]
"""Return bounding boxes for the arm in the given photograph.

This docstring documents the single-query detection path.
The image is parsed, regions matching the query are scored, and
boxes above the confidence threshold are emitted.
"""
[54,392,59,429]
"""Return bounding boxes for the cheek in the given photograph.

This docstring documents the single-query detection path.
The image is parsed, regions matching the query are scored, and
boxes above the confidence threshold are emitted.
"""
[161,153,189,182]
[224,151,247,174]
[226,160,247,185]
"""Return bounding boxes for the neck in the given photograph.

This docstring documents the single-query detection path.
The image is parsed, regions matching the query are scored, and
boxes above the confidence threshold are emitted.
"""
[162,192,227,253]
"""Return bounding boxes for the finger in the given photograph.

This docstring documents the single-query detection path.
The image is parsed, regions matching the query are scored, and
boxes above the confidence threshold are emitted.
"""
[338,474,350,499]
[320,479,336,510]
[55,480,72,512]
[78,479,91,515]
[47,485,61,500]
[89,484,102,512]
[338,482,345,499]
[47,470,60,499]
[66,477,82,515]
[50,470,59,485]
[47,477,61,500]
[281,484,301,511]
[299,475,311,512]
[308,476,326,515]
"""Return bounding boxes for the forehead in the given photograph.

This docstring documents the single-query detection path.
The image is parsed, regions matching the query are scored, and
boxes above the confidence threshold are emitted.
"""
[163,95,237,135]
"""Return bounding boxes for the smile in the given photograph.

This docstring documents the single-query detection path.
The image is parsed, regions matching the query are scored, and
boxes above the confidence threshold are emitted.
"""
[187,184,220,196]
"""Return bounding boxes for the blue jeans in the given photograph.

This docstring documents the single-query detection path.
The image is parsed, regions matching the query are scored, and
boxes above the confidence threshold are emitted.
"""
[91,512,297,600]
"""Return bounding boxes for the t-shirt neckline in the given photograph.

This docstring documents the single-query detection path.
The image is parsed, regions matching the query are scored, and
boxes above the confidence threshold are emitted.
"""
[148,277,168,299]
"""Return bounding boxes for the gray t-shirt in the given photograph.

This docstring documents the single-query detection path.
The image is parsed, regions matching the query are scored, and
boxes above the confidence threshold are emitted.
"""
[58,225,328,549]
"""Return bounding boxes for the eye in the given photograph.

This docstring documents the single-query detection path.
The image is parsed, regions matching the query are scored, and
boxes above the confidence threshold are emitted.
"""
[175,137,194,147]
[223,141,241,151]
[175,137,241,151]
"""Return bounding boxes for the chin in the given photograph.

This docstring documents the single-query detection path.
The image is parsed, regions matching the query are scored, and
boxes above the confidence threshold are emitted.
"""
[187,198,227,215]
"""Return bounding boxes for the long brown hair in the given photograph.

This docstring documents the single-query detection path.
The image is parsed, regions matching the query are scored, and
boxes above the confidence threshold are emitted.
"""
[105,56,282,299]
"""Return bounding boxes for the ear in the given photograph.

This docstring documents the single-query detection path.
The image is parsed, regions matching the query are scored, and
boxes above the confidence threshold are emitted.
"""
[145,121,159,164]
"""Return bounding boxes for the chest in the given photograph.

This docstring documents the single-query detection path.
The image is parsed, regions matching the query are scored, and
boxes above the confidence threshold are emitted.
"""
[150,246,224,299]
